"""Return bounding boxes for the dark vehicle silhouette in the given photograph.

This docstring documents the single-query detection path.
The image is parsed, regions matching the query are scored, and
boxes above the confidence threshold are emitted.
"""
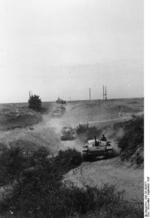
[82,136,113,160]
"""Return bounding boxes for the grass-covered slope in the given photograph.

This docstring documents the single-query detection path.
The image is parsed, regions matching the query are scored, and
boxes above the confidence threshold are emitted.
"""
[0,105,42,130]
[118,116,144,165]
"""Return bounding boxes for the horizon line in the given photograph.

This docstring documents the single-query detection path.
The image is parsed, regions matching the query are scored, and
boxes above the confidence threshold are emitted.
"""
[0,96,144,105]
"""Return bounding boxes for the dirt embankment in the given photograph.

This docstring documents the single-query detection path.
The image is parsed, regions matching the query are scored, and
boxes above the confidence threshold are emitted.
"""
[64,157,143,202]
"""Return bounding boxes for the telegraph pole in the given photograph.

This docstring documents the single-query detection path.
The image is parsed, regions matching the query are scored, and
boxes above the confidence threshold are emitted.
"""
[105,86,108,100]
[105,86,107,100]
[102,85,108,101]
[89,88,91,101]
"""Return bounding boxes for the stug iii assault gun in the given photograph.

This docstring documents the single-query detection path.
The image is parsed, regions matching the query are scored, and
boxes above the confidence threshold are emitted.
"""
[82,135,114,160]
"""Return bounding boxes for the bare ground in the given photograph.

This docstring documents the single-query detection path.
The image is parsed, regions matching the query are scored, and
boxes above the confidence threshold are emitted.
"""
[64,157,143,202]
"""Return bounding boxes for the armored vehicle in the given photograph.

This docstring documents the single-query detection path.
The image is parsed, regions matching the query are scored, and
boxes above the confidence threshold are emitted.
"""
[61,126,76,140]
[82,135,113,160]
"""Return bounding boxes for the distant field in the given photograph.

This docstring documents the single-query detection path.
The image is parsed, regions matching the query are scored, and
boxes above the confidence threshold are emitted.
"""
[0,104,42,131]
[0,98,143,152]
[52,98,144,127]
[0,97,144,130]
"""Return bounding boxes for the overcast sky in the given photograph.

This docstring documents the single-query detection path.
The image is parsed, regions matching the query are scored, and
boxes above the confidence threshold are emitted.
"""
[0,0,143,103]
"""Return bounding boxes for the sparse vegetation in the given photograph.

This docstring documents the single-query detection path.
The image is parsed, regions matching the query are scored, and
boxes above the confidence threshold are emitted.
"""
[0,146,26,185]
[0,146,143,218]
[28,95,42,111]
[118,116,144,165]
[0,147,82,187]
[0,105,42,130]
[76,124,101,140]
[54,149,83,174]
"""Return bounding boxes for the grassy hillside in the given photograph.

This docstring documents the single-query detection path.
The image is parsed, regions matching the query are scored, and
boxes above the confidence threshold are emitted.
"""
[0,98,143,131]
[0,105,42,131]
[118,116,144,165]
[61,98,143,126]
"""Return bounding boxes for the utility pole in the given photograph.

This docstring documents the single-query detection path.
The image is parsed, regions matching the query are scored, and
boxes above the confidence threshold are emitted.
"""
[89,88,91,101]
[105,86,108,100]
[102,85,105,100]
[105,86,107,100]
[102,85,108,101]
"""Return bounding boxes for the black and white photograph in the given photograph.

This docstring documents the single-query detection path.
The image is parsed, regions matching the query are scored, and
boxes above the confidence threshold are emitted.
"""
[0,0,145,217]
